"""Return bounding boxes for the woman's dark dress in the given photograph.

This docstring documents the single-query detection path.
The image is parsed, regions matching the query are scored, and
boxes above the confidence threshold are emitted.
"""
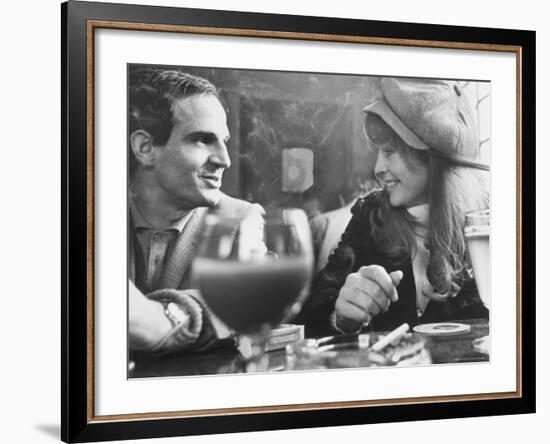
[297,191,488,338]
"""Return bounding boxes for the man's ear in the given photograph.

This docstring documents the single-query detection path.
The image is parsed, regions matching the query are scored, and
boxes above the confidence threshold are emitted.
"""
[130,130,156,168]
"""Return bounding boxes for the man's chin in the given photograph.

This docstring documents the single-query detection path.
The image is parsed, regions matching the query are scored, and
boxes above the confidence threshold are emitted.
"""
[174,189,222,210]
[200,189,222,207]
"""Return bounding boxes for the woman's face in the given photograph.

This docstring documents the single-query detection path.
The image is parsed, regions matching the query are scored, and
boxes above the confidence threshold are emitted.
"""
[366,112,430,208]
[373,141,429,208]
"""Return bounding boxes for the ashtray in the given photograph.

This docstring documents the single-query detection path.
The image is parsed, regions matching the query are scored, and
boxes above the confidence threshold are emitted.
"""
[285,331,431,370]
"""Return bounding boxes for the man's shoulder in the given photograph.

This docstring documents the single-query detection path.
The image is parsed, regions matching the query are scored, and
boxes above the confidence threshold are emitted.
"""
[210,193,260,219]
[323,201,356,224]
[310,203,352,236]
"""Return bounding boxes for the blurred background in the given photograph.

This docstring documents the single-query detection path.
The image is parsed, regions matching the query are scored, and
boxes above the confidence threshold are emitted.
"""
[134,65,491,220]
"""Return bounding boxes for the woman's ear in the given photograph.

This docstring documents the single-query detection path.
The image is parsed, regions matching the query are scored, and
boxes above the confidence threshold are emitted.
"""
[130,130,156,168]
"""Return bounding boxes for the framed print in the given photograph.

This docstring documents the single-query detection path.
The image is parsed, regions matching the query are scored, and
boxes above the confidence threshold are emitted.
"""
[62,0,535,442]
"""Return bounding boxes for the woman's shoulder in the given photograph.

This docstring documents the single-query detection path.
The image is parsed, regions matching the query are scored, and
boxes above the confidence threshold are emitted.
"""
[350,189,385,219]
[344,189,386,247]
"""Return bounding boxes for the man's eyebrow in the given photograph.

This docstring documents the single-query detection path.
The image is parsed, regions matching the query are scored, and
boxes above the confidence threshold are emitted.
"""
[183,131,214,141]
[184,131,230,143]
[186,130,212,137]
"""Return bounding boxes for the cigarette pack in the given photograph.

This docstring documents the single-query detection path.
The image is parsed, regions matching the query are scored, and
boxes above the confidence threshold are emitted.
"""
[264,324,305,352]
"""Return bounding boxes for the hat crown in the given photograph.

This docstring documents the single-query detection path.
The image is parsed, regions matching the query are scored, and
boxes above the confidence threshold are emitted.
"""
[379,78,479,161]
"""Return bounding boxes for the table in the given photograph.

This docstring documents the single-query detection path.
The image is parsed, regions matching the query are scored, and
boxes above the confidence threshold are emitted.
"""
[130,318,489,378]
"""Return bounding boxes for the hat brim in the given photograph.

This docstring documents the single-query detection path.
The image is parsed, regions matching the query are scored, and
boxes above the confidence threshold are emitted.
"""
[363,99,430,151]
[363,99,490,171]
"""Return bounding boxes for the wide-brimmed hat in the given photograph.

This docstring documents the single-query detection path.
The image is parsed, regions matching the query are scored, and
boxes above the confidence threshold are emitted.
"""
[363,78,489,171]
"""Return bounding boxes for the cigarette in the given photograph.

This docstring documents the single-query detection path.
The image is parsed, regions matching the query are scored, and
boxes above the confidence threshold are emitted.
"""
[371,323,410,352]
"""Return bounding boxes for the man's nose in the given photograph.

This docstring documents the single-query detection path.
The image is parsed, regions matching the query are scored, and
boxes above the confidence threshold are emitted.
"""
[209,141,231,169]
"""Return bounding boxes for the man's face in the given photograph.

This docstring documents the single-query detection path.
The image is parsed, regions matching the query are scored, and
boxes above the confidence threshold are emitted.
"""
[151,93,231,210]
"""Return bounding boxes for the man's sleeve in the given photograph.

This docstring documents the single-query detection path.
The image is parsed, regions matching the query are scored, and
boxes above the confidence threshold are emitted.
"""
[310,215,328,259]
[138,287,235,354]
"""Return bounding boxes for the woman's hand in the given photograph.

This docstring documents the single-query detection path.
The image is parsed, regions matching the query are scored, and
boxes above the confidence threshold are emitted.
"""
[334,265,403,332]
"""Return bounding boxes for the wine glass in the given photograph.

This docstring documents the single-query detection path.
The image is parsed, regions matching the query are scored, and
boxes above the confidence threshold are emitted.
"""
[191,208,314,370]
[465,209,490,354]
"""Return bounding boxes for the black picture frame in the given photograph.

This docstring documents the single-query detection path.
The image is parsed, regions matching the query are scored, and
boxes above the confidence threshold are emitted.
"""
[62,1,536,442]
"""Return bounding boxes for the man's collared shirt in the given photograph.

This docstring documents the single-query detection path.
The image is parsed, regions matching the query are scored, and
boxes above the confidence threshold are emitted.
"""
[129,193,194,293]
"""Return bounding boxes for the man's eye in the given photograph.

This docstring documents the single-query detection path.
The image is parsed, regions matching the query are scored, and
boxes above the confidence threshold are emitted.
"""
[382,147,395,154]
[191,134,214,144]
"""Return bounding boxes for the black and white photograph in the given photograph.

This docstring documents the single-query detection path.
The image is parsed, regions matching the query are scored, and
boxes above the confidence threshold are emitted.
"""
[57,1,535,441]
[127,65,492,378]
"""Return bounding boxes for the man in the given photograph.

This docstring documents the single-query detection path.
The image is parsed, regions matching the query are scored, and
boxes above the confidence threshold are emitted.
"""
[128,67,262,354]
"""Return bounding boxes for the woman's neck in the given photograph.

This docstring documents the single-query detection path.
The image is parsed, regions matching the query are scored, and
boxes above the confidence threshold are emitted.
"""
[407,203,429,237]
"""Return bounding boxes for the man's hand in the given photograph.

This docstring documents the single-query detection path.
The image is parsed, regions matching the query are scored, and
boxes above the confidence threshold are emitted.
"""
[334,265,403,332]
[128,280,172,350]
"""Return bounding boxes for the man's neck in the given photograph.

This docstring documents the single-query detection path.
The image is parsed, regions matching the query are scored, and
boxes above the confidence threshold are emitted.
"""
[131,172,192,229]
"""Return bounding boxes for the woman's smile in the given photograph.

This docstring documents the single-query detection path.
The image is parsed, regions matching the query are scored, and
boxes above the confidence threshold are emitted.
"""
[381,178,400,191]
[374,145,429,208]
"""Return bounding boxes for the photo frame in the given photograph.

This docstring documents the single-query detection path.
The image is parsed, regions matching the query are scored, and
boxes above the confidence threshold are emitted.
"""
[62,0,535,442]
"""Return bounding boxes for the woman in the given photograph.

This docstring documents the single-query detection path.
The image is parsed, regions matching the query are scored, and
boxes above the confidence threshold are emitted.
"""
[300,78,489,336]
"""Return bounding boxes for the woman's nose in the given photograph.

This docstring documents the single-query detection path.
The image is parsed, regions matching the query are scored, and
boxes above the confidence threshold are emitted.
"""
[374,151,387,177]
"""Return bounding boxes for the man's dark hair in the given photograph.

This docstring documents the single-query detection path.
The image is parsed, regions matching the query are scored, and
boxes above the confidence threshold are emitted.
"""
[128,67,220,173]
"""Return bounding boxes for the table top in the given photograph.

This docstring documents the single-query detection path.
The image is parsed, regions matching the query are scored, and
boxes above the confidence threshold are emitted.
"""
[130,318,489,378]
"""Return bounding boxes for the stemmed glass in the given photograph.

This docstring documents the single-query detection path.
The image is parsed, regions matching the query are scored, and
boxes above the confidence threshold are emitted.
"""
[191,208,314,370]
[465,209,490,354]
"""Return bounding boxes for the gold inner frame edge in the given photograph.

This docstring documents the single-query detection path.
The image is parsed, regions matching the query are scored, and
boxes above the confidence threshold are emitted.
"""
[85,19,523,423]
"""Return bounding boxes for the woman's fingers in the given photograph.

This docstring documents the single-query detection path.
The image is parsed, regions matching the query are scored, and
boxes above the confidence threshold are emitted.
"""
[358,265,402,302]
[335,296,371,327]
[337,266,403,324]
[341,274,382,313]
[389,270,404,287]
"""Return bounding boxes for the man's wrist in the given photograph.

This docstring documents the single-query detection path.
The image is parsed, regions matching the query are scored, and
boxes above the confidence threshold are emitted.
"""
[145,289,204,353]
[162,301,192,342]
[162,301,188,325]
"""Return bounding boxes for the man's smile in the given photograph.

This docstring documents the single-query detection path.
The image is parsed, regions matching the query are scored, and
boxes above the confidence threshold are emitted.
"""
[199,172,223,188]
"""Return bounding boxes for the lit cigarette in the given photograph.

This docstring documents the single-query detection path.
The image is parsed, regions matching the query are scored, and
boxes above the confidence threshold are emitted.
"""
[371,323,410,352]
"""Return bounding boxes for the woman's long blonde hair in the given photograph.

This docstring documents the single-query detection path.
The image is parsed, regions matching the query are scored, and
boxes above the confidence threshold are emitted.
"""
[365,113,489,296]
